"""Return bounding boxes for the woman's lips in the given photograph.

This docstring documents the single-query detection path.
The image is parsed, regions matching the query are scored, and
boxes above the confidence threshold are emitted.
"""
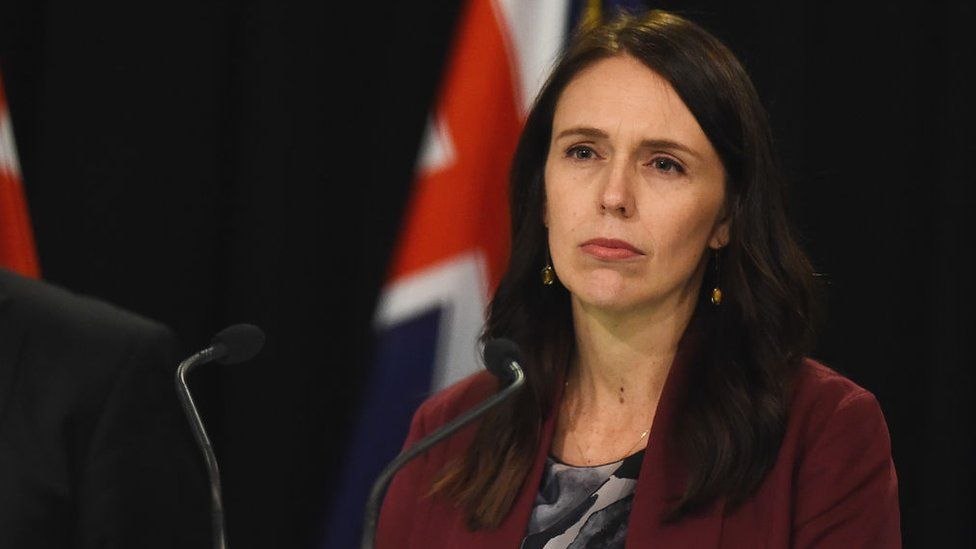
[579,238,645,260]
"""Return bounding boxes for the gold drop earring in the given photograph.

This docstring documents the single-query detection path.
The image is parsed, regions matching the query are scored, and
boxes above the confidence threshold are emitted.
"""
[710,248,723,305]
[541,250,555,286]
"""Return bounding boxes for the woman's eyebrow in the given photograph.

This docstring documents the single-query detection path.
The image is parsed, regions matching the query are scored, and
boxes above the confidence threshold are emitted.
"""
[639,138,701,160]
[554,126,607,140]
[554,126,700,160]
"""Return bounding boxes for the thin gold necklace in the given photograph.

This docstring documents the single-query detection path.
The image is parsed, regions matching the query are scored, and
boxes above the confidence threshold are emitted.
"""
[572,429,649,466]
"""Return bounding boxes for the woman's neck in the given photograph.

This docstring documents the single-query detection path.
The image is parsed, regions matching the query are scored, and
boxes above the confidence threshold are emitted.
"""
[567,294,696,420]
[553,292,699,465]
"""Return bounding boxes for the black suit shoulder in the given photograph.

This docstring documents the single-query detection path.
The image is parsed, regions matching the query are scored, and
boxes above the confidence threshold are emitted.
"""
[0,267,174,347]
[0,269,209,549]
[0,269,178,443]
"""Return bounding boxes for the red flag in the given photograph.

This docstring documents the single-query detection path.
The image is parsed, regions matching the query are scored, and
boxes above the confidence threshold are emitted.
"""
[0,71,40,278]
[387,0,520,289]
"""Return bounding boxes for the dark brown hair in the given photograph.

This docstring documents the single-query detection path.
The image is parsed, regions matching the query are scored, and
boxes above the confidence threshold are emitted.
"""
[431,9,820,528]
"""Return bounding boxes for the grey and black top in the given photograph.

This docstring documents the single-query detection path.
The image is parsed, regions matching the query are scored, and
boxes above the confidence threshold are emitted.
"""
[521,449,645,549]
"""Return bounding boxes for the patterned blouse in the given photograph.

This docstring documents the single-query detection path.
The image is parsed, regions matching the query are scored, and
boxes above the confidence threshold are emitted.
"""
[521,450,645,549]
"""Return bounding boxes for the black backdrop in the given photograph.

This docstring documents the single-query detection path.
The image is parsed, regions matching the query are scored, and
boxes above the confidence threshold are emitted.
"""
[1,1,973,547]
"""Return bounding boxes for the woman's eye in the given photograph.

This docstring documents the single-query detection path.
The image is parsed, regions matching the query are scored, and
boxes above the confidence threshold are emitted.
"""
[566,145,598,161]
[649,157,685,174]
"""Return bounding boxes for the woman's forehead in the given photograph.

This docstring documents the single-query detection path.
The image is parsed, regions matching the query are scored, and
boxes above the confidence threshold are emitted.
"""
[551,55,709,149]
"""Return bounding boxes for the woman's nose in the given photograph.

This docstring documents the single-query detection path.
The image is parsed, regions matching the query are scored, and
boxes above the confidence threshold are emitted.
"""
[600,164,635,217]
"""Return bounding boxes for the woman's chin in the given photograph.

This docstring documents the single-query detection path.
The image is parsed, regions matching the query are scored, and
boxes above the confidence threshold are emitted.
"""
[564,269,637,301]
[563,273,679,318]
[567,284,645,314]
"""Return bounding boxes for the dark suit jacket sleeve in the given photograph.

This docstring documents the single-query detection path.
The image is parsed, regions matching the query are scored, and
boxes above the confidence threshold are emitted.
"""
[73,323,210,548]
[791,389,901,548]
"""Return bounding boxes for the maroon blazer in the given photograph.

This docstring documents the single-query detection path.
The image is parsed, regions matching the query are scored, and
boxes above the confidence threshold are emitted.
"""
[377,346,901,548]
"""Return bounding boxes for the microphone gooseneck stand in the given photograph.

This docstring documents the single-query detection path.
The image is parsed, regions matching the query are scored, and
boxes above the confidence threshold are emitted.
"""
[176,346,228,549]
[360,355,526,549]
[175,323,266,549]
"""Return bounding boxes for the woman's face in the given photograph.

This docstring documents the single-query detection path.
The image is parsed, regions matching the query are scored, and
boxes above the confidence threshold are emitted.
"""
[544,54,729,316]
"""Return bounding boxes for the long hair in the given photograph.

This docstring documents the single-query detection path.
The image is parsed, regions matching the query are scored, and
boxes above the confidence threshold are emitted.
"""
[430,9,820,528]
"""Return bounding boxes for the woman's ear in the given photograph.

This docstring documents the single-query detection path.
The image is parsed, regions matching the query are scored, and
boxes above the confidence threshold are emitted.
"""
[709,213,730,249]
[710,181,733,249]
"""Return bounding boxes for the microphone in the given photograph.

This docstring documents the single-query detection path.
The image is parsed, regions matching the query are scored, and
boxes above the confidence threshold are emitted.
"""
[359,338,527,549]
[483,337,522,382]
[175,324,266,549]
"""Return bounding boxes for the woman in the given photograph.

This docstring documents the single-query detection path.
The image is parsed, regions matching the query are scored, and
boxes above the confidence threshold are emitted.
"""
[377,10,900,548]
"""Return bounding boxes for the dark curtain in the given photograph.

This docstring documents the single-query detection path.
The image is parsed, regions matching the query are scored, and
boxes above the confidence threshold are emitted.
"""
[1,0,971,547]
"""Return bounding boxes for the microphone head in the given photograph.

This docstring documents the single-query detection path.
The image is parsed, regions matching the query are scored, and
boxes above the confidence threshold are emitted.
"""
[483,338,523,382]
[212,323,266,365]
